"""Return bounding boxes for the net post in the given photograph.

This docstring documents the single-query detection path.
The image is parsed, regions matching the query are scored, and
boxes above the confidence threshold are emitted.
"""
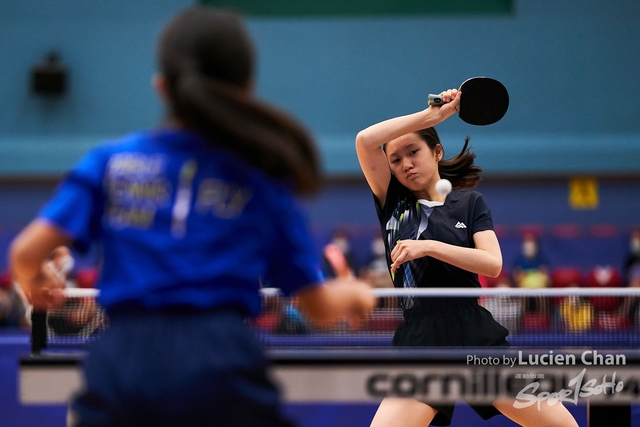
[30,310,47,353]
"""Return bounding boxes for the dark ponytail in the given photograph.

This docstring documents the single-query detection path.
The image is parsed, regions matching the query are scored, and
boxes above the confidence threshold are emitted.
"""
[158,7,321,195]
[415,128,482,190]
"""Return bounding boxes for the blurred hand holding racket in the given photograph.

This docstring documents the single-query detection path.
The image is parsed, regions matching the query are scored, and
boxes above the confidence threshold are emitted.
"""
[428,77,509,126]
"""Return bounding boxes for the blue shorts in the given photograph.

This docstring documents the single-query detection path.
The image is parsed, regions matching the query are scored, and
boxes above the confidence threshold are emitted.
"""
[71,306,294,427]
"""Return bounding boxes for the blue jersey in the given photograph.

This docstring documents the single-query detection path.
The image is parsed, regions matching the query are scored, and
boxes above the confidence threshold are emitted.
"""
[39,129,323,316]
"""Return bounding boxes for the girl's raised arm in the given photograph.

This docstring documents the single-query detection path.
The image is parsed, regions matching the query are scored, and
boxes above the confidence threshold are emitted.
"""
[355,90,460,205]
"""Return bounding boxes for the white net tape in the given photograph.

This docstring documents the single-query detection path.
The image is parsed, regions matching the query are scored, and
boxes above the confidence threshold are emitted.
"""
[44,286,639,350]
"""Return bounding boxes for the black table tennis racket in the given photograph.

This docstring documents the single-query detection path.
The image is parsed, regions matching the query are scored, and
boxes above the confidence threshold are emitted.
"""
[428,77,509,126]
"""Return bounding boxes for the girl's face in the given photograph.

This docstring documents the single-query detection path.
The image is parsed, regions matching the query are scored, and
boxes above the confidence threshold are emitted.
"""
[385,133,441,196]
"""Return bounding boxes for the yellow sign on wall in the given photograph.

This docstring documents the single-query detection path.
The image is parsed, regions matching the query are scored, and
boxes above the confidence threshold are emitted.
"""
[569,177,599,210]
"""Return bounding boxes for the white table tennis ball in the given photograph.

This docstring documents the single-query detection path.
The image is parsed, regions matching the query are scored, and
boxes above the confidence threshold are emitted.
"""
[435,178,452,196]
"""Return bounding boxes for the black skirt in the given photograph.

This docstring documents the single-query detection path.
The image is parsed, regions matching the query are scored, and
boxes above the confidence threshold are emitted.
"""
[392,297,510,426]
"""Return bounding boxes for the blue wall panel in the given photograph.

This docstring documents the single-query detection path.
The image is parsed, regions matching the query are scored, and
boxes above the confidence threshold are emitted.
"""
[1,177,637,274]
[1,1,639,175]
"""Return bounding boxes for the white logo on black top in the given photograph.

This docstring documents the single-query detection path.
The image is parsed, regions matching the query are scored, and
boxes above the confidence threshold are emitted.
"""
[455,222,467,229]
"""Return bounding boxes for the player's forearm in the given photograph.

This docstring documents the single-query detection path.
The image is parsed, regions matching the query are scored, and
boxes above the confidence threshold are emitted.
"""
[426,240,502,277]
[355,108,439,150]
[296,280,373,326]
[297,282,349,324]
[10,228,49,284]
[10,221,70,288]
[10,244,50,303]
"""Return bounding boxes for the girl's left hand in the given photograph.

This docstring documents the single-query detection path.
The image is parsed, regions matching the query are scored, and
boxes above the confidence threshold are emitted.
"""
[390,239,430,272]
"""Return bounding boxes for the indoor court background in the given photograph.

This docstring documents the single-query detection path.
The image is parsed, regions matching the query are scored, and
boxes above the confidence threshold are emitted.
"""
[1,1,639,426]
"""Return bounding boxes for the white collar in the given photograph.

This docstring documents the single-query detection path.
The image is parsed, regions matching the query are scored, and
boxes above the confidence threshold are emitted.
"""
[417,199,444,208]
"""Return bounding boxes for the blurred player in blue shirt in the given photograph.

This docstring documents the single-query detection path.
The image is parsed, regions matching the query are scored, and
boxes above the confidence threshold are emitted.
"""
[10,7,375,427]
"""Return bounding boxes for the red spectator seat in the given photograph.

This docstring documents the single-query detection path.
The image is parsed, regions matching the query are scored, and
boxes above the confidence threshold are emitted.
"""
[550,268,583,306]
[479,270,511,288]
[551,268,583,288]
[584,266,623,312]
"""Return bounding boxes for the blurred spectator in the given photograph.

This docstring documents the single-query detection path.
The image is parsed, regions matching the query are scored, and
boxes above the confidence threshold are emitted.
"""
[549,267,583,318]
[512,234,550,323]
[624,230,640,287]
[479,274,523,334]
[360,235,397,308]
[479,270,512,288]
[274,301,310,334]
[558,295,594,333]
[323,243,354,279]
[512,233,550,288]
[254,294,284,332]
[322,228,357,279]
[254,295,310,335]
[585,265,623,311]
[0,271,29,328]
[360,236,393,288]
[622,231,640,328]
[255,283,311,335]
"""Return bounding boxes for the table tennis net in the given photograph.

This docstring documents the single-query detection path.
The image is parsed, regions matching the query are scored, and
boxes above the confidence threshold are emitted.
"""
[31,287,640,352]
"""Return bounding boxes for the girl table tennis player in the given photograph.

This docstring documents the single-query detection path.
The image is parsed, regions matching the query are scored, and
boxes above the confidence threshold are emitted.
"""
[10,6,375,427]
[355,92,577,426]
